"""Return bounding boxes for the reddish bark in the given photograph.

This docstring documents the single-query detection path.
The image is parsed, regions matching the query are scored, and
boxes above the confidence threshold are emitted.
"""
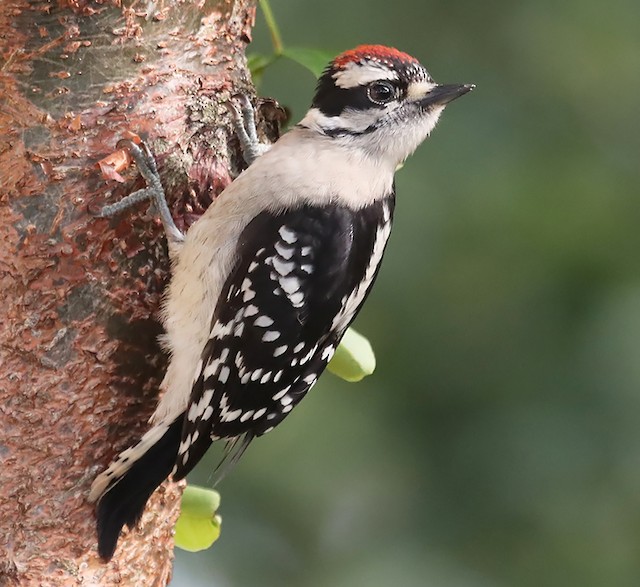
[0,0,264,584]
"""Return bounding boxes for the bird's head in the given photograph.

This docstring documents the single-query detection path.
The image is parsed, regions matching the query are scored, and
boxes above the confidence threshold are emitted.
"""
[299,45,474,167]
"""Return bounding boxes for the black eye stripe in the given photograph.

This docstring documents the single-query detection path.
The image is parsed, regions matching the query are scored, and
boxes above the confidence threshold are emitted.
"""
[312,76,408,117]
[312,85,380,117]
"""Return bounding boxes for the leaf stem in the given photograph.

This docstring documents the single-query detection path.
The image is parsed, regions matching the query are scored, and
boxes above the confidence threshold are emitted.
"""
[259,0,284,55]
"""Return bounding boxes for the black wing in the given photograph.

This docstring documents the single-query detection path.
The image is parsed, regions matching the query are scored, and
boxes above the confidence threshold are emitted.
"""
[173,198,394,480]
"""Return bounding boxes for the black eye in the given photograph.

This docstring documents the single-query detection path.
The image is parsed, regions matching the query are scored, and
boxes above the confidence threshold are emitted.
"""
[367,81,396,105]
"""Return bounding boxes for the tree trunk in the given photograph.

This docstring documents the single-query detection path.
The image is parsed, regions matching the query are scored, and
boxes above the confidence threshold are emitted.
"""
[0,0,261,583]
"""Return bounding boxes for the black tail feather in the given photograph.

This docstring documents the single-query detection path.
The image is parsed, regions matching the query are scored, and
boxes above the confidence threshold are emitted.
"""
[96,416,183,560]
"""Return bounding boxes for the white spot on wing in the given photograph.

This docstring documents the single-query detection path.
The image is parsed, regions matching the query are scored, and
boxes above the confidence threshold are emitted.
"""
[280,276,300,294]
[263,330,280,342]
[273,386,290,401]
[222,409,242,422]
[260,371,272,383]
[275,242,294,259]
[279,226,297,244]
[273,257,295,276]
[254,315,274,327]
[322,345,335,361]
[289,291,305,307]
[211,320,233,340]
[274,345,287,357]
[179,435,191,456]
[203,359,219,379]
[300,346,316,364]
[187,402,200,421]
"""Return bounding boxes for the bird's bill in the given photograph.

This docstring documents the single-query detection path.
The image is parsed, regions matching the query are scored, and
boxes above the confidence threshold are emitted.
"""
[419,83,475,107]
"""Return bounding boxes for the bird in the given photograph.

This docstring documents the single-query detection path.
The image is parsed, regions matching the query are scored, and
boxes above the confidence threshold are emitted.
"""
[89,44,474,560]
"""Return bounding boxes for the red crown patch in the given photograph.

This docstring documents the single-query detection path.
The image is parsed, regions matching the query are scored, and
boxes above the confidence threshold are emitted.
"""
[333,45,419,69]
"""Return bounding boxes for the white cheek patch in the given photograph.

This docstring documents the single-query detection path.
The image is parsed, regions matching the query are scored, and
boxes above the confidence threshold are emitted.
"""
[299,107,329,130]
[407,80,437,101]
[333,62,399,89]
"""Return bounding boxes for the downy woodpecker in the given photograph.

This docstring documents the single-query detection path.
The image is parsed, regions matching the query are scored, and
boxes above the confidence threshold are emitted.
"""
[90,44,473,559]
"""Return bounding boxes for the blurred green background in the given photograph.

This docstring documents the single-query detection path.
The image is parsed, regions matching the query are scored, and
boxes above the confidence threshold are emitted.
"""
[174,0,640,585]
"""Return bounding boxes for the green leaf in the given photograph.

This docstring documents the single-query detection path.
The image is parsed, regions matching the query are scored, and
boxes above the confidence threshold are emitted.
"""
[281,47,336,78]
[327,327,376,382]
[174,485,222,552]
[247,52,278,85]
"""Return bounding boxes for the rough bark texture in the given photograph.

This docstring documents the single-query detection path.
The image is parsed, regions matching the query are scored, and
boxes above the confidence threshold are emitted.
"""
[0,0,269,584]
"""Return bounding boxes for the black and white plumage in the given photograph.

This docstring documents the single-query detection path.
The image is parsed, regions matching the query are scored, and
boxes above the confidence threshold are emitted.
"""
[174,199,394,479]
[90,44,473,560]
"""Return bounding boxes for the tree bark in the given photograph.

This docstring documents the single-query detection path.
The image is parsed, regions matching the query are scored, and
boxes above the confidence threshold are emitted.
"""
[0,0,262,584]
